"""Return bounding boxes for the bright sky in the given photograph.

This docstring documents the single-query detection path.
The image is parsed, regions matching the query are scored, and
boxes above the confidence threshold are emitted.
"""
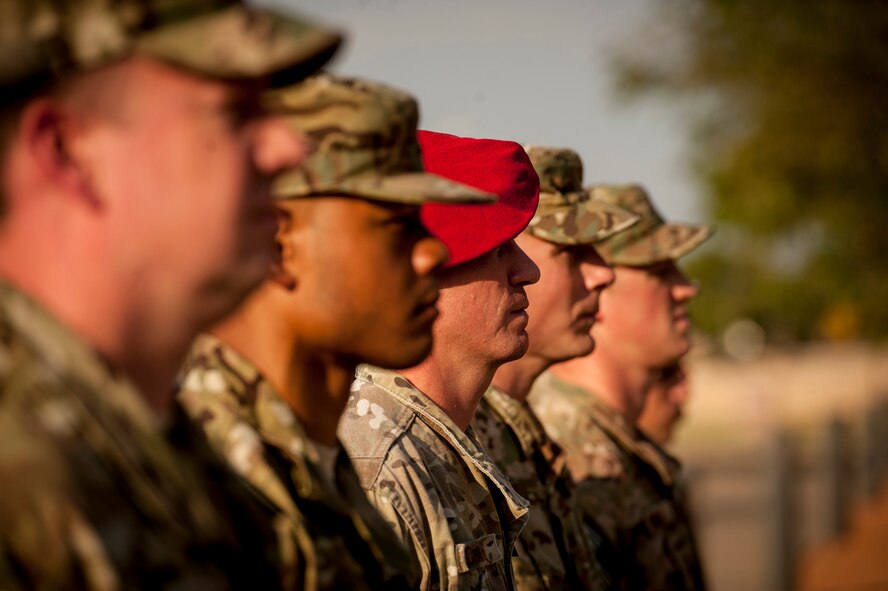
[261,0,705,222]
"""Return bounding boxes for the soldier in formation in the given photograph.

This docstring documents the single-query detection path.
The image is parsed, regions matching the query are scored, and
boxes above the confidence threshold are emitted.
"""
[338,131,543,589]
[176,74,493,589]
[0,0,340,587]
[530,185,712,590]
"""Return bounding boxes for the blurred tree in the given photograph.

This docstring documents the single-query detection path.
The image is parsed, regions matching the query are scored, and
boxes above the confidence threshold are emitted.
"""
[611,0,888,341]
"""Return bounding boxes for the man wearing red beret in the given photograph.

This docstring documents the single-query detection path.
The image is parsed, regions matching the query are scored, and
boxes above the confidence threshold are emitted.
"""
[338,130,541,590]
[472,146,638,591]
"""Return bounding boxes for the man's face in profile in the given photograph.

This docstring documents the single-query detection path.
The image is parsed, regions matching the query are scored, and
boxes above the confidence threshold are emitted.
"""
[70,58,307,325]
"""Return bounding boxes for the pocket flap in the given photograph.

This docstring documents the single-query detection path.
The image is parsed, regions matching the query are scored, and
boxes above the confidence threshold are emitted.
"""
[454,533,503,573]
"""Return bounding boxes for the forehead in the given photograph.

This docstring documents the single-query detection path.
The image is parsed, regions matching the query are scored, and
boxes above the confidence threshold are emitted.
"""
[438,246,509,289]
[61,57,260,123]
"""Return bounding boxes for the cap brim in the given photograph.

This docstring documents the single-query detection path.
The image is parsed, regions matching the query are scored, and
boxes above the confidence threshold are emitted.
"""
[136,6,342,86]
[607,223,714,266]
[528,197,639,245]
[274,171,497,204]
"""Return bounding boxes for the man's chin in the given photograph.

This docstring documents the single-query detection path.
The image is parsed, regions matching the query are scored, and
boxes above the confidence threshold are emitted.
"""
[500,331,530,364]
[531,334,595,365]
[362,336,434,370]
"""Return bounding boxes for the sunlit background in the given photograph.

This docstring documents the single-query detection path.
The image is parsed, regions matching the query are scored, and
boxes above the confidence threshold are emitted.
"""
[264,2,888,589]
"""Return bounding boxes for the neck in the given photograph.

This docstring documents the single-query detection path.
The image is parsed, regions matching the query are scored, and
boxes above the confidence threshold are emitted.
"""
[399,346,497,431]
[0,217,185,414]
[211,287,351,447]
[549,350,659,425]
[492,351,551,403]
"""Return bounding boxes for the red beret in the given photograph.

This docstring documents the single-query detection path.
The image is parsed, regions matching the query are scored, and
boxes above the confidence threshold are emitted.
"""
[418,130,540,267]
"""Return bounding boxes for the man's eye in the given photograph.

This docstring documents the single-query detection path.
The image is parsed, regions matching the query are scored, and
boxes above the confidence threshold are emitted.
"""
[222,98,263,126]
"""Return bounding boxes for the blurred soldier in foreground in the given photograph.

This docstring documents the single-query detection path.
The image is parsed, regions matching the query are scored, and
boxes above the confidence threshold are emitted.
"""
[177,74,494,590]
[339,130,541,590]
[530,185,713,590]
[472,146,638,591]
[637,361,690,445]
[0,1,339,587]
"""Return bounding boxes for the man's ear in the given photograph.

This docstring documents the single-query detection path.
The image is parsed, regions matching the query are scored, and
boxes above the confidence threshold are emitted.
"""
[18,98,103,210]
[269,204,299,290]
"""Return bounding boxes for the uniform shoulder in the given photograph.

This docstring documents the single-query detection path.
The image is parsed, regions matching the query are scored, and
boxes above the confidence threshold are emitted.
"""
[338,372,416,488]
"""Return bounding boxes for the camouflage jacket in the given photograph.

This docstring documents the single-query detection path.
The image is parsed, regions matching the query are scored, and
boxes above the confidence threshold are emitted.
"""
[177,335,415,591]
[528,373,708,591]
[471,386,615,591]
[0,281,280,590]
[338,366,531,591]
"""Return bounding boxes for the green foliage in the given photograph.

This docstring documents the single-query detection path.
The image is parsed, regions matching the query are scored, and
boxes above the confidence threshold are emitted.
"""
[612,0,888,341]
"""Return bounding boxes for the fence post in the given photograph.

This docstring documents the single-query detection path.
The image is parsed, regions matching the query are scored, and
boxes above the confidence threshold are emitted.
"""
[877,398,888,488]
[767,429,794,591]
[822,417,848,538]
[859,397,888,499]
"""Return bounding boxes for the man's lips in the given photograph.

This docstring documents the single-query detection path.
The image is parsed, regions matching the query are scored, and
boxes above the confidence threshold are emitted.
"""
[574,297,601,325]
[509,293,530,314]
[414,293,440,322]
[673,307,691,324]
[247,201,279,231]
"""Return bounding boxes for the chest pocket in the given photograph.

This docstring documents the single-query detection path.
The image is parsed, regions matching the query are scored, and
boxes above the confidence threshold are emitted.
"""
[448,533,508,591]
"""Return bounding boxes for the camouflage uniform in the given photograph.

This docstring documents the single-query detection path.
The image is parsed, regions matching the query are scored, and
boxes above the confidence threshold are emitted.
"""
[177,76,492,589]
[472,387,615,591]
[0,281,283,590]
[463,147,635,591]
[0,2,339,589]
[338,366,531,591]
[178,335,415,590]
[529,373,708,591]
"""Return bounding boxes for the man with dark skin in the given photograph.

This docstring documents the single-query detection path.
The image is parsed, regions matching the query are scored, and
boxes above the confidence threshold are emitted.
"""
[0,1,340,587]
[339,131,541,590]
[176,75,494,589]
[472,146,638,591]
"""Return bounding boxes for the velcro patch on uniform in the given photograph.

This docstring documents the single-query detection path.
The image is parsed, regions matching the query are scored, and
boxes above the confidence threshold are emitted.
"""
[454,533,503,573]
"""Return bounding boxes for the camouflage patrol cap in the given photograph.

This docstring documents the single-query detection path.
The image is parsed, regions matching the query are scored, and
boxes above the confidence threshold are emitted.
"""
[589,184,714,266]
[524,146,638,245]
[0,0,342,104]
[267,74,495,205]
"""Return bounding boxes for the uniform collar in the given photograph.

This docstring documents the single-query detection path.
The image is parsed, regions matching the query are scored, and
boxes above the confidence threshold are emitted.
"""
[542,372,676,486]
[356,365,531,519]
[185,334,350,504]
[482,385,559,463]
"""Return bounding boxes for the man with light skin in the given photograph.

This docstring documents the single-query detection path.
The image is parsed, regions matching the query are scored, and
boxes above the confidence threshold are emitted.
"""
[176,75,494,589]
[637,361,690,445]
[338,130,541,590]
[471,146,638,591]
[0,1,340,587]
[530,184,713,591]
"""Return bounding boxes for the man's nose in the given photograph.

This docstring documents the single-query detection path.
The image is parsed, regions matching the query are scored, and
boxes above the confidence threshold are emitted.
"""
[253,116,309,175]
